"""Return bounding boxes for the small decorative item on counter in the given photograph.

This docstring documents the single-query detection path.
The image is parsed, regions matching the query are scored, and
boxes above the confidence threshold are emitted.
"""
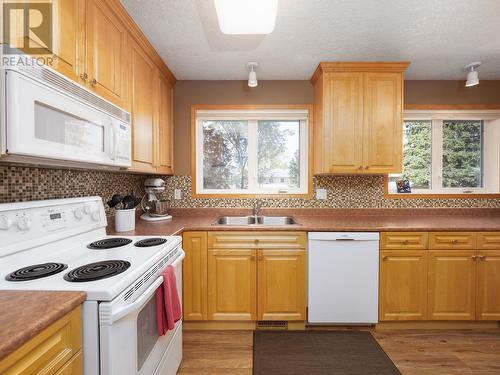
[396,179,411,193]
[115,207,136,232]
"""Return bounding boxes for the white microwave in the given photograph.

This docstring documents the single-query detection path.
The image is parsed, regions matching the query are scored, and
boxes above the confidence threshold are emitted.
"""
[0,54,131,169]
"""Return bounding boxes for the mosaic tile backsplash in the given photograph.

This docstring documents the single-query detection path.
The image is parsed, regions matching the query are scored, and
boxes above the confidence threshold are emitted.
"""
[1,167,499,213]
[0,166,147,215]
[160,175,500,209]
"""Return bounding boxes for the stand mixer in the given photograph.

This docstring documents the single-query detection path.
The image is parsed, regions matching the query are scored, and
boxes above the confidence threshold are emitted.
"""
[140,178,172,221]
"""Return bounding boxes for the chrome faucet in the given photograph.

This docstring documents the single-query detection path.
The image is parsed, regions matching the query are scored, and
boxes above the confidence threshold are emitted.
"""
[253,200,263,217]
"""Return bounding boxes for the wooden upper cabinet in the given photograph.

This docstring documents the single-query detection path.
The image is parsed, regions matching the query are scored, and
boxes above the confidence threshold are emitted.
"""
[50,0,86,83]
[86,0,127,107]
[129,40,157,172]
[311,62,409,174]
[156,73,174,174]
[322,72,364,172]
[362,72,403,173]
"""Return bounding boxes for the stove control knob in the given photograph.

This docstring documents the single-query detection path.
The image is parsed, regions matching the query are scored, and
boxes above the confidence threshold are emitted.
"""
[16,216,31,231]
[91,211,100,222]
[74,208,84,220]
[0,215,12,230]
[83,205,92,215]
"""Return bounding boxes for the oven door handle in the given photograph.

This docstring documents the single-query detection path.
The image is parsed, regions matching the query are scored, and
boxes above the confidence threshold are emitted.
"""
[110,276,164,323]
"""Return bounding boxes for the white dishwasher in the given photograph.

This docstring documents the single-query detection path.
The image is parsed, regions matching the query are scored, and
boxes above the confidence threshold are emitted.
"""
[308,232,379,324]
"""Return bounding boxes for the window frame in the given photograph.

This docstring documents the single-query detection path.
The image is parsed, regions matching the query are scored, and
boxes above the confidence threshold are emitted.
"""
[191,105,312,198]
[385,109,500,199]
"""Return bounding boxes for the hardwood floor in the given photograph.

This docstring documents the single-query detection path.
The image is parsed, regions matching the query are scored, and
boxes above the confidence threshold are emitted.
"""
[178,329,500,375]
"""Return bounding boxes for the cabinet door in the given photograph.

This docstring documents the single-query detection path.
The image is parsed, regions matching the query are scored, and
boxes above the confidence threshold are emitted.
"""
[476,250,500,320]
[379,250,428,321]
[156,73,174,175]
[182,232,208,321]
[86,0,127,107]
[428,250,476,320]
[129,40,157,172]
[257,249,306,321]
[208,249,257,321]
[362,72,403,173]
[323,72,364,173]
[51,0,85,83]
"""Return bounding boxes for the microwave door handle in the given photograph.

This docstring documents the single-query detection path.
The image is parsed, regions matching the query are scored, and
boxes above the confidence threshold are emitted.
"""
[112,123,117,161]
[110,276,163,323]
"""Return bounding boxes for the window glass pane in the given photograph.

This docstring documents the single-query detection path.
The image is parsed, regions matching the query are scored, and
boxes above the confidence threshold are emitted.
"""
[402,120,432,189]
[257,121,300,190]
[442,120,483,188]
[202,120,248,190]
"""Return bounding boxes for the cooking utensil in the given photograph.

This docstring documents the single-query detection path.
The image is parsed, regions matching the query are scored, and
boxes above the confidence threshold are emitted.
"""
[107,194,123,208]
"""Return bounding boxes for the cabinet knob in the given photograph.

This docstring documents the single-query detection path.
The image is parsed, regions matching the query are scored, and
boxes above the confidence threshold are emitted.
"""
[357,166,363,170]
[471,255,478,261]
[478,255,486,261]
[402,240,410,245]
[451,239,459,245]
[80,73,88,81]
[91,78,98,86]
[364,166,369,170]
[382,256,389,261]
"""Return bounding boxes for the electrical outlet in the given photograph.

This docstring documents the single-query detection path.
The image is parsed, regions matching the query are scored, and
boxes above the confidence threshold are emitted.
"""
[316,188,327,200]
[174,189,182,200]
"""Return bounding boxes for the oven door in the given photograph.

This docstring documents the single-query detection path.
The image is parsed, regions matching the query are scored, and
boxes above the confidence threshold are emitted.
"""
[98,252,184,375]
[5,70,130,167]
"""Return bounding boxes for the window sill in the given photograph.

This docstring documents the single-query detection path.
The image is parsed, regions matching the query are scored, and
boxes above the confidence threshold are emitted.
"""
[384,192,500,199]
[191,192,314,199]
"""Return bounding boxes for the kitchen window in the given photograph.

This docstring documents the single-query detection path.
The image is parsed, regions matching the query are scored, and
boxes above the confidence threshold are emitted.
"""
[387,110,500,196]
[193,106,310,196]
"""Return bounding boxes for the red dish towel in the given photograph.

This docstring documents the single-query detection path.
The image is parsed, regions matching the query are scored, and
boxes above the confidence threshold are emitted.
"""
[156,265,182,336]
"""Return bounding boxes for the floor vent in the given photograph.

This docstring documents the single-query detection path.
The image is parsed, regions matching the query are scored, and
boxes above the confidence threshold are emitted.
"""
[257,321,288,330]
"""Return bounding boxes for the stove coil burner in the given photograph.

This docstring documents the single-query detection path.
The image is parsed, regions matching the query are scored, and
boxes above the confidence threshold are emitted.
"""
[88,238,132,249]
[64,260,131,282]
[6,263,68,281]
[134,238,168,247]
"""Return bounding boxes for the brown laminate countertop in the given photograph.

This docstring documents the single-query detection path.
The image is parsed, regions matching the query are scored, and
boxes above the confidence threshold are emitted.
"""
[0,291,86,360]
[107,208,500,236]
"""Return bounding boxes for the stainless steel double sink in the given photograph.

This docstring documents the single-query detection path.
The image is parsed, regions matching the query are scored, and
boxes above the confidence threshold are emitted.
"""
[213,216,299,226]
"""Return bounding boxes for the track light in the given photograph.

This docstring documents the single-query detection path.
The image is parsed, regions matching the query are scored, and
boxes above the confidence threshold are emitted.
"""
[247,62,258,88]
[464,62,481,87]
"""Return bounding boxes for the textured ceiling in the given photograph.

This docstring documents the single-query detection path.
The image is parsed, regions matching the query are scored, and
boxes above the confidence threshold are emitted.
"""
[120,0,500,80]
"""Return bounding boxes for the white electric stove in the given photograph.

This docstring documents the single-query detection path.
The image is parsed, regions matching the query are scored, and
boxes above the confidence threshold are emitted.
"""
[0,197,184,375]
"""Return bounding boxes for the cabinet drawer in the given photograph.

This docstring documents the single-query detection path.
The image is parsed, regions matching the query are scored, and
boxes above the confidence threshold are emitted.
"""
[208,232,306,250]
[477,232,500,250]
[380,232,428,249]
[0,307,82,375]
[429,232,476,250]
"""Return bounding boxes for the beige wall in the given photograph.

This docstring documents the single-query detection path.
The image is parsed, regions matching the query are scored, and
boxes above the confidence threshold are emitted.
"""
[404,80,500,105]
[173,80,500,174]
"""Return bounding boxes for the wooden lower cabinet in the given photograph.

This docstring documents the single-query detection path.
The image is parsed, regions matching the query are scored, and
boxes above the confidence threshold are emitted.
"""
[257,249,306,321]
[0,307,82,375]
[428,250,476,320]
[208,249,257,321]
[476,250,500,320]
[379,250,428,321]
[185,231,307,323]
[183,232,208,321]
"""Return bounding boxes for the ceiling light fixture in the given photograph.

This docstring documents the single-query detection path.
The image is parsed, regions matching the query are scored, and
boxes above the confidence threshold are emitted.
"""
[214,0,279,35]
[464,62,481,87]
[247,62,258,88]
